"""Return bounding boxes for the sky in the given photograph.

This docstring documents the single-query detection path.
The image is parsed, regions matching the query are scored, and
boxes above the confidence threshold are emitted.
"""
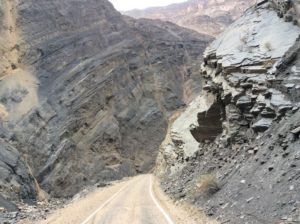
[109,0,188,11]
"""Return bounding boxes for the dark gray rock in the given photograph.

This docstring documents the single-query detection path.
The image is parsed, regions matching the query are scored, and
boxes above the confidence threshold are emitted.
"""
[0,140,36,201]
[190,101,224,142]
[261,108,276,118]
[0,0,212,199]
[158,2,300,224]
[252,119,273,132]
[291,126,300,135]
[236,96,252,108]
[0,194,18,212]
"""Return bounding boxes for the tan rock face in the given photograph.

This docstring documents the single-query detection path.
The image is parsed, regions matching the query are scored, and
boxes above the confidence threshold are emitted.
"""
[0,0,212,200]
[124,0,256,36]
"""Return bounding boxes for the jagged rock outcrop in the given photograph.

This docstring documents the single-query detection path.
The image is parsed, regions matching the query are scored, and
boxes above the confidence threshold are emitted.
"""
[0,140,36,203]
[124,0,256,36]
[158,1,300,223]
[190,100,225,142]
[0,0,212,203]
[200,0,300,144]
[272,0,300,24]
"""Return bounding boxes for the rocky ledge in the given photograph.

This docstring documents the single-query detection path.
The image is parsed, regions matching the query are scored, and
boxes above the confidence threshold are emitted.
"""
[157,1,300,223]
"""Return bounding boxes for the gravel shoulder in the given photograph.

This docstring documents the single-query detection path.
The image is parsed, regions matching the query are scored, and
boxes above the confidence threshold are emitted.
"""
[152,176,219,224]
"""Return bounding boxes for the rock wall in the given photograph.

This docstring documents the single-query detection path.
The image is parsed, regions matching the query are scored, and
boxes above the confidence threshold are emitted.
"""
[0,0,211,201]
[0,140,36,202]
[158,1,300,223]
[124,0,256,36]
[271,0,300,24]
[201,1,300,144]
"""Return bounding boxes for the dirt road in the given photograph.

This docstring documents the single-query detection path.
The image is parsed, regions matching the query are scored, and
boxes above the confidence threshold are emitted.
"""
[31,174,217,224]
[80,175,173,224]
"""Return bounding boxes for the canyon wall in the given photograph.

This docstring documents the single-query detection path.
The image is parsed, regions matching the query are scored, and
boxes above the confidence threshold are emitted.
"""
[124,0,256,36]
[158,1,300,223]
[0,0,211,203]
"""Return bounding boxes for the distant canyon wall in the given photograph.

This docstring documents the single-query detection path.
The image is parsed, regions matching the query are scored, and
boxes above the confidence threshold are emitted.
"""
[124,0,256,36]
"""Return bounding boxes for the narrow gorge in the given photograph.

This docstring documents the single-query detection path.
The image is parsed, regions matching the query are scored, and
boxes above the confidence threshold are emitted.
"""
[0,0,299,223]
[0,0,212,200]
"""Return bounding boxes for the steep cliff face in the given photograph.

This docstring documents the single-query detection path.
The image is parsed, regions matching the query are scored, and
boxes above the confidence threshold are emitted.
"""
[0,0,211,202]
[124,0,256,36]
[158,1,300,223]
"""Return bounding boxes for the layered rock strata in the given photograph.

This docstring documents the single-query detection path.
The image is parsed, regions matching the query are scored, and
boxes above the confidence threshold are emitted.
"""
[0,0,211,204]
[158,1,300,223]
[124,0,256,36]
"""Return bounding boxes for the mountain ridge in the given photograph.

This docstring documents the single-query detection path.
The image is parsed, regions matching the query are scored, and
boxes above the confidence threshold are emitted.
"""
[124,0,257,36]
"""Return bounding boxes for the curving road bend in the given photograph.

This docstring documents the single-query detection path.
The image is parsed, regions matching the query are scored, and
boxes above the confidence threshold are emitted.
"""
[81,175,174,224]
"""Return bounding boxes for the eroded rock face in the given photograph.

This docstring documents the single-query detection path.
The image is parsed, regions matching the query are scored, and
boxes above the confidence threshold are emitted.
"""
[0,140,36,202]
[0,0,211,200]
[124,0,256,36]
[190,100,224,142]
[200,2,300,142]
[158,1,300,223]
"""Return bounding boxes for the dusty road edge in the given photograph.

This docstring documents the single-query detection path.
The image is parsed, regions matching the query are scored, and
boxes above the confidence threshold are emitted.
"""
[149,175,175,224]
[151,175,219,224]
